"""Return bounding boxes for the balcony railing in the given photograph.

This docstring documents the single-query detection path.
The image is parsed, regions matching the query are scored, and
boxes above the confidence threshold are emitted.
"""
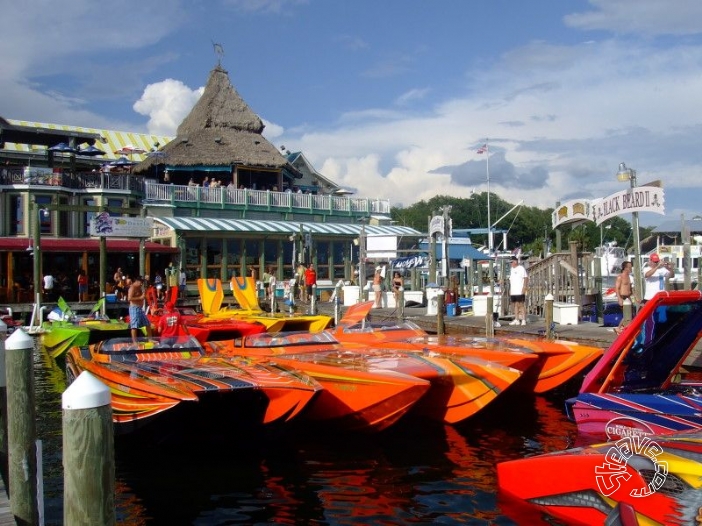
[0,167,147,192]
[144,183,391,215]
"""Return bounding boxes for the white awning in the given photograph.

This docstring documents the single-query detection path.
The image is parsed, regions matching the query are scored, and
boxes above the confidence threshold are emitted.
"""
[152,217,422,237]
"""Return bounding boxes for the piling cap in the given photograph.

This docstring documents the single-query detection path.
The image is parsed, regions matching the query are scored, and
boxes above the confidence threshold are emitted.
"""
[4,328,33,350]
[62,371,111,410]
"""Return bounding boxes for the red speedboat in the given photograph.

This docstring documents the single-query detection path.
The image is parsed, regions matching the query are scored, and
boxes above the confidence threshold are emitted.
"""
[498,430,702,526]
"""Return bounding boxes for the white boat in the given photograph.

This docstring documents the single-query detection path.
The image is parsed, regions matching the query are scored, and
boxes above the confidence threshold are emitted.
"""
[593,242,626,277]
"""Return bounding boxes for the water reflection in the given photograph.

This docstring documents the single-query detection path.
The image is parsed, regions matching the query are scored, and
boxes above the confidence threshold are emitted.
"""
[32,337,580,525]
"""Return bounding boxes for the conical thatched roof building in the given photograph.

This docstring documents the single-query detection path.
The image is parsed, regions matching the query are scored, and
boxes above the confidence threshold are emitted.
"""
[136,65,294,185]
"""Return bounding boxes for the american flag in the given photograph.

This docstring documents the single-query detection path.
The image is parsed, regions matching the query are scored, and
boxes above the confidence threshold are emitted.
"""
[476,144,487,154]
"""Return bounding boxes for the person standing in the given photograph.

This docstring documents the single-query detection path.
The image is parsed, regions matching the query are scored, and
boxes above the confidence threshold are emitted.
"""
[296,263,306,301]
[157,301,181,345]
[179,267,187,297]
[268,270,277,312]
[43,270,55,301]
[613,260,634,334]
[304,263,317,303]
[508,256,528,326]
[392,272,403,303]
[642,253,674,303]
[372,268,383,308]
[128,276,153,344]
[77,269,89,302]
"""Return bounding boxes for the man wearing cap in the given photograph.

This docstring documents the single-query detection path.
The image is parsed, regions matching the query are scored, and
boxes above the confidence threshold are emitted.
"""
[508,256,528,326]
[642,253,674,302]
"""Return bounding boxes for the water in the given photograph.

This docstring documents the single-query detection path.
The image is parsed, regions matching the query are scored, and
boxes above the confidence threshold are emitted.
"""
[34,342,581,525]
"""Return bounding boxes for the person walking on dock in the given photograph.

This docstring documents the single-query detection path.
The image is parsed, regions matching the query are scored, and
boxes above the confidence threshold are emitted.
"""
[508,256,528,325]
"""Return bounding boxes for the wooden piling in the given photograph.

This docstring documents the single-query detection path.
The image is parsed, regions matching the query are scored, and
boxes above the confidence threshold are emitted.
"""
[486,295,494,338]
[0,319,7,488]
[5,329,38,525]
[545,294,554,340]
[62,371,115,525]
[622,298,633,325]
[436,291,445,335]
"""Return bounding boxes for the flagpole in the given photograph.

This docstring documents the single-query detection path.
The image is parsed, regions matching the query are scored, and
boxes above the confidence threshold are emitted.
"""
[486,140,492,253]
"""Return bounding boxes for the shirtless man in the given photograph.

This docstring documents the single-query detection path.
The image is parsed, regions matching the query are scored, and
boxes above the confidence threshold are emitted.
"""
[128,276,153,344]
[614,261,634,334]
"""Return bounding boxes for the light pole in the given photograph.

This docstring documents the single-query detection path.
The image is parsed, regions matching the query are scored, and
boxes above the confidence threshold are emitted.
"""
[616,162,643,298]
[357,218,367,302]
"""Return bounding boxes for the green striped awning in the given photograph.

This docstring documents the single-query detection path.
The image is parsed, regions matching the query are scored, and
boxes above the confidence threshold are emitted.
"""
[153,217,422,237]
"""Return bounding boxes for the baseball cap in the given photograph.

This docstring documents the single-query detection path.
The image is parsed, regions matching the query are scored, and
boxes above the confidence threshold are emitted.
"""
[649,254,660,263]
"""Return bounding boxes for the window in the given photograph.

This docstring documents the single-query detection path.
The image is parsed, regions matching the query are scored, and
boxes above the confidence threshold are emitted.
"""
[36,195,52,235]
[9,195,23,235]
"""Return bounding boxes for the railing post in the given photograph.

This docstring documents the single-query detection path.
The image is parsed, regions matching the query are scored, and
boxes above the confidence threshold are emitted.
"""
[62,371,115,525]
[436,290,445,335]
[545,293,554,340]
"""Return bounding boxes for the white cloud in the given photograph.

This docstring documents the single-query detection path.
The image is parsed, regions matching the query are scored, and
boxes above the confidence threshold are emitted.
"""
[133,80,204,136]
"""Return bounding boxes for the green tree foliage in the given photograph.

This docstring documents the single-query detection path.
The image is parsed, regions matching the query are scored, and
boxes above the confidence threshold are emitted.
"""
[390,193,642,256]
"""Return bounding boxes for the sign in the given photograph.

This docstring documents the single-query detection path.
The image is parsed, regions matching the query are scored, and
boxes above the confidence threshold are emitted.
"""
[429,215,444,237]
[592,184,665,225]
[552,199,592,228]
[392,255,426,269]
[89,212,154,238]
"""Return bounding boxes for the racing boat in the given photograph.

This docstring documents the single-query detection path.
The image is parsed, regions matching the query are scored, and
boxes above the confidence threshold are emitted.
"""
[332,302,602,393]
[497,429,702,526]
[208,330,524,425]
[65,335,321,435]
[198,277,332,333]
[566,290,702,440]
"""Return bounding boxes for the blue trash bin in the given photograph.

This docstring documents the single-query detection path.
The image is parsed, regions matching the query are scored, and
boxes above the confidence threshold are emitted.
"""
[446,303,456,317]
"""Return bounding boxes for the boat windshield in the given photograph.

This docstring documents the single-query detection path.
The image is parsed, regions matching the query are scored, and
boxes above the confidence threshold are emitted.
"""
[243,331,338,348]
[98,336,203,354]
[340,320,422,334]
[616,301,702,392]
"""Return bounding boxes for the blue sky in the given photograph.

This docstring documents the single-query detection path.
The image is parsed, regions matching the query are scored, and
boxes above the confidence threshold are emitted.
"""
[2,0,702,227]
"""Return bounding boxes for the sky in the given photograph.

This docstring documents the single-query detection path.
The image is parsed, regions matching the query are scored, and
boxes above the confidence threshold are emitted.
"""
[2,0,702,228]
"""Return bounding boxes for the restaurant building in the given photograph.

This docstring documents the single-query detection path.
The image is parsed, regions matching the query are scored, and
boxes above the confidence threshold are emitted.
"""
[0,64,421,302]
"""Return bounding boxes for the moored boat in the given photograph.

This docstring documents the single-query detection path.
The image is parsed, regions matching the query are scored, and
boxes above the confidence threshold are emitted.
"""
[497,429,702,525]
[42,317,132,358]
[208,330,523,425]
[332,301,602,393]
[210,277,332,332]
[566,290,702,440]
[65,335,321,435]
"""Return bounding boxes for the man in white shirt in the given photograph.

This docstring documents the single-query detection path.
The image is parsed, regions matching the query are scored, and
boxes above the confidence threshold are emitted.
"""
[642,253,674,302]
[43,271,55,301]
[508,256,529,326]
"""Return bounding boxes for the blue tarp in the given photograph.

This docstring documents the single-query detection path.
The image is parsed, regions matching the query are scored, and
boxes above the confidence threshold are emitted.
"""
[418,241,492,261]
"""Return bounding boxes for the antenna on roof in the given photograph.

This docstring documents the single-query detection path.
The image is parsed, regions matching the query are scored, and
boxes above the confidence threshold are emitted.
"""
[212,42,225,66]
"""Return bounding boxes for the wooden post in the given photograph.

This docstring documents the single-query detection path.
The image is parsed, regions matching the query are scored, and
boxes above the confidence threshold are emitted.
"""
[310,284,317,315]
[334,282,342,325]
[545,293,554,340]
[436,291,445,335]
[622,298,633,326]
[0,318,7,486]
[486,294,494,338]
[63,371,115,525]
[5,329,38,525]
[594,258,603,324]
[569,240,581,306]
[397,289,404,321]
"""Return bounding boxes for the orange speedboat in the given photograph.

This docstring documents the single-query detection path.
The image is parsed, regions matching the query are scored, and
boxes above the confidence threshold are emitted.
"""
[65,335,321,435]
[332,302,603,394]
[208,331,524,425]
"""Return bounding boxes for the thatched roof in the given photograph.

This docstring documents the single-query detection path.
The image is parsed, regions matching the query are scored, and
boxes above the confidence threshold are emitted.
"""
[136,66,288,171]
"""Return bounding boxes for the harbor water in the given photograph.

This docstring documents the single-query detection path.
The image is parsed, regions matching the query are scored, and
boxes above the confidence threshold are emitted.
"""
[34,339,581,525]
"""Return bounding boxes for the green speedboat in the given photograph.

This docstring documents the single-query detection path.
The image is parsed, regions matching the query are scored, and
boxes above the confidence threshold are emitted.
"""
[41,318,132,358]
